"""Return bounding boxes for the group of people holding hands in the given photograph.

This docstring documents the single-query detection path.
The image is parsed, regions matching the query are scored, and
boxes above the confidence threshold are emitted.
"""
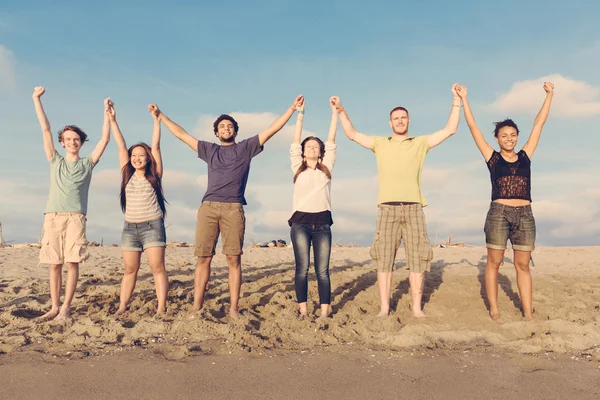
[32,80,554,322]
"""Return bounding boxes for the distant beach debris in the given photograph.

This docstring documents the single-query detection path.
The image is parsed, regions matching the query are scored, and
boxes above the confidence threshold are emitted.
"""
[0,221,5,248]
[251,239,288,248]
[167,241,194,248]
[438,235,468,248]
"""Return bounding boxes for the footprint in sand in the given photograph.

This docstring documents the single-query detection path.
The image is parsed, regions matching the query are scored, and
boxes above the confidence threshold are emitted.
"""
[121,320,136,329]
[11,309,45,319]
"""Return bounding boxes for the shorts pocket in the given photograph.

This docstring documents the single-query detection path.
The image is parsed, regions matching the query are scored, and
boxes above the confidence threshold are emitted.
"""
[370,232,380,260]
[419,234,433,262]
[39,237,61,264]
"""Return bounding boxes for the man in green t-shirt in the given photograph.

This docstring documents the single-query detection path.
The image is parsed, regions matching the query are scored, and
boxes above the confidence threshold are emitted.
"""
[33,86,111,321]
[332,85,461,317]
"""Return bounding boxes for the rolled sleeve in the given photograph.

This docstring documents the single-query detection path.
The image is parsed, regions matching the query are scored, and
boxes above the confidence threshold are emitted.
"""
[290,143,303,173]
[323,142,337,171]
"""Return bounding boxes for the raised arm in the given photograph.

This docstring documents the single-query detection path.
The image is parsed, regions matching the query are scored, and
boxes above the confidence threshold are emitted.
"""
[106,100,129,170]
[522,82,554,159]
[32,86,56,161]
[426,84,461,149]
[90,98,111,165]
[148,105,163,177]
[332,96,374,150]
[292,96,305,144]
[151,104,198,152]
[456,85,494,161]
[258,95,303,146]
[327,96,338,143]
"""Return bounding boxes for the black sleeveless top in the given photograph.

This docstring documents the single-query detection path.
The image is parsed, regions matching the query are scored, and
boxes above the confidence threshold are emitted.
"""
[487,150,532,201]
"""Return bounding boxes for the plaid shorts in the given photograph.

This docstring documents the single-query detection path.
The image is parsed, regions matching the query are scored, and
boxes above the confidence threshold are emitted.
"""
[370,203,433,273]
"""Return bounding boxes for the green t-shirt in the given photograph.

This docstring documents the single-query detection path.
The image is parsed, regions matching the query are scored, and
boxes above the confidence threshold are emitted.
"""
[45,152,95,214]
[371,135,430,205]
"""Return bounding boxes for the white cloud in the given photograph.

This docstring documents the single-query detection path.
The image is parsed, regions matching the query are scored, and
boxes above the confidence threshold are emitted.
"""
[0,44,16,89]
[486,74,600,118]
[1,156,598,247]
[193,112,317,146]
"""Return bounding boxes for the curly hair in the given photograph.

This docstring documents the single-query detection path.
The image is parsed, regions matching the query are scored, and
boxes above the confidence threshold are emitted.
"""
[213,114,239,135]
[58,125,88,143]
[493,119,520,137]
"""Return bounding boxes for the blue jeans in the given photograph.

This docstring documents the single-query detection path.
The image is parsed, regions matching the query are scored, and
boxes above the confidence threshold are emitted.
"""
[121,218,166,252]
[290,223,332,305]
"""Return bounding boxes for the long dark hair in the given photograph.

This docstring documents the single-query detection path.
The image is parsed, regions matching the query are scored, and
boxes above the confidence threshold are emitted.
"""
[293,136,332,183]
[120,143,167,216]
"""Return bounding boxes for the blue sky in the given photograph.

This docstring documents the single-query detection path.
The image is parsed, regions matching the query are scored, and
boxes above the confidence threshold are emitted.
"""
[1,0,599,246]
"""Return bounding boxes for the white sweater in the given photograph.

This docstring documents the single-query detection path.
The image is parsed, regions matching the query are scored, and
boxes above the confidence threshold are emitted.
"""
[290,142,336,213]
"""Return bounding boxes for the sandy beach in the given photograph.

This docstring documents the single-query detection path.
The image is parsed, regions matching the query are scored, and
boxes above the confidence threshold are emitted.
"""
[1,245,599,398]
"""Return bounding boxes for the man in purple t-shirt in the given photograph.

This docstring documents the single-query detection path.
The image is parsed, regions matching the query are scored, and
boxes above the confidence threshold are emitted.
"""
[151,96,303,318]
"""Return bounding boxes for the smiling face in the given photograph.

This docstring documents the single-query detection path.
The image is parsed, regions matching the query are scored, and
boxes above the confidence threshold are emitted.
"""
[60,130,83,155]
[216,119,236,143]
[389,108,410,135]
[130,146,149,171]
[495,126,519,151]
[303,139,322,161]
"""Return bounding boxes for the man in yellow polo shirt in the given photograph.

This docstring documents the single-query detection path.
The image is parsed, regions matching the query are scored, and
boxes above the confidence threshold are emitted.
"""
[332,85,461,317]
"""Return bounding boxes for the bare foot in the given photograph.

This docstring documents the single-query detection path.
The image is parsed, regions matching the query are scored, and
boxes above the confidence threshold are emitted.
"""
[318,305,331,320]
[490,312,503,323]
[523,314,535,320]
[37,308,59,322]
[156,307,166,315]
[376,310,389,317]
[53,308,71,321]
[188,305,200,314]
[114,308,126,316]
[413,310,427,318]
[229,310,242,319]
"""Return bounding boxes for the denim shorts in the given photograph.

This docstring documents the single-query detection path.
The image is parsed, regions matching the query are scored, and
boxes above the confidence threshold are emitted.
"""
[484,202,536,252]
[121,218,166,252]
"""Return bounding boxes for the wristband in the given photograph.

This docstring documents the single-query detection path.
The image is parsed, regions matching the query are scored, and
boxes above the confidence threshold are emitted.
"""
[336,106,345,113]
[298,110,305,114]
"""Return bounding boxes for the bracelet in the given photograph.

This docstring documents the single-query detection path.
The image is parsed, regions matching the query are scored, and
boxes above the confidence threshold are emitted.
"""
[336,106,345,113]
[298,110,305,114]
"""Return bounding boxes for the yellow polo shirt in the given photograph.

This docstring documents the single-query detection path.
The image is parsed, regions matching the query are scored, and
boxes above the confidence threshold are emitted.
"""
[371,135,430,206]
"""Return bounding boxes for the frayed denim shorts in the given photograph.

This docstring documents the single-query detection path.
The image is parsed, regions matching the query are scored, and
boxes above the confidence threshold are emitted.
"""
[121,218,166,252]
[484,202,535,252]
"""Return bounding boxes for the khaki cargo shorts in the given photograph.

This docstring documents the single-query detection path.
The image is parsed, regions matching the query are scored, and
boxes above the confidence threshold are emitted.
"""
[39,212,89,265]
[195,201,246,257]
[370,203,433,273]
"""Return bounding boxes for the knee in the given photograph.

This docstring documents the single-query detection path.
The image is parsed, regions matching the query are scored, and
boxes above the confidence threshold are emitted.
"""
[123,265,138,275]
[514,261,530,273]
[487,258,502,269]
[65,262,79,271]
[196,257,212,268]
[149,263,166,275]
[226,255,241,268]
[49,264,62,272]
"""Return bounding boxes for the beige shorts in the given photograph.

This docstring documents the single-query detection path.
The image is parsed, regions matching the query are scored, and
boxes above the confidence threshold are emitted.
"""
[370,203,433,273]
[195,201,246,257]
[39,212,89,265]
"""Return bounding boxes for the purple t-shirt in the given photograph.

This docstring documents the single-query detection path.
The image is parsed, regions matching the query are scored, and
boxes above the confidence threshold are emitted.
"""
[197,135,263,205]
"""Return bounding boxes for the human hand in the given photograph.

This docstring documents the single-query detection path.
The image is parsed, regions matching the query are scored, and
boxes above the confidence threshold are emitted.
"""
[543,81,554,94]
[455,85,468,100]
[291,95,304,111]
[330,96,343,112]
[32,86,46,99]
[148,104,161,118]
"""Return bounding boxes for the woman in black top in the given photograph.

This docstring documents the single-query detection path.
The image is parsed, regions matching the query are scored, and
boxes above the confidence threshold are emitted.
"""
[456,82,554,321]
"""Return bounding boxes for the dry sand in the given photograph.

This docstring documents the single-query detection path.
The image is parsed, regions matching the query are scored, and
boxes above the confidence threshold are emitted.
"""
[0,245,599,398]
